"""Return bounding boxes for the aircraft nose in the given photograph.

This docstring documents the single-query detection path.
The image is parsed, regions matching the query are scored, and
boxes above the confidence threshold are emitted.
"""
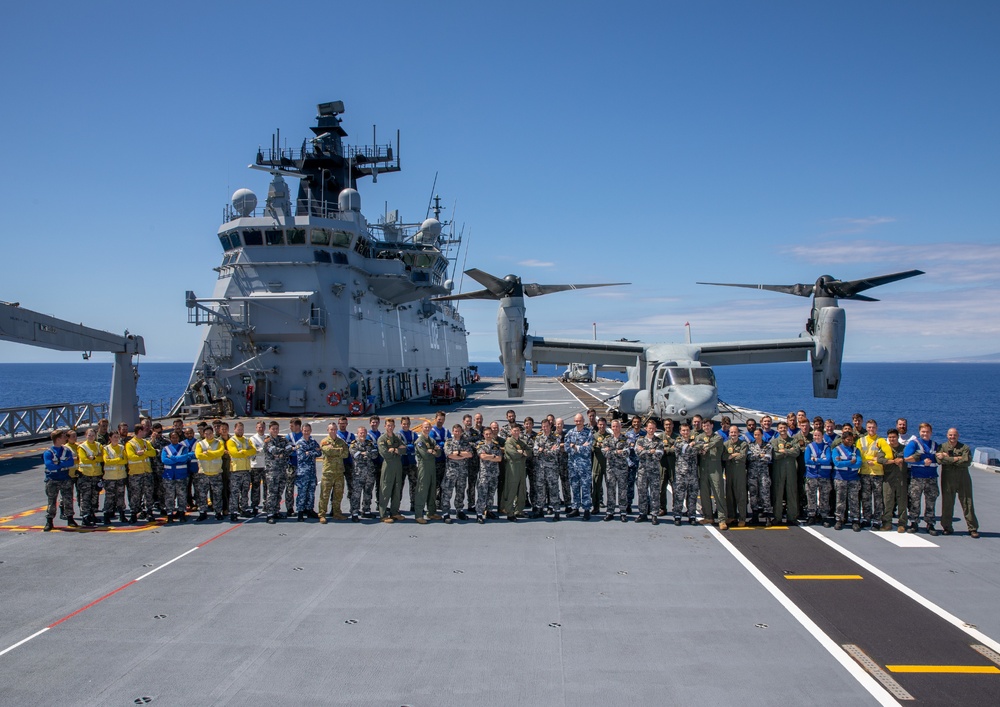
[671,385,718,419]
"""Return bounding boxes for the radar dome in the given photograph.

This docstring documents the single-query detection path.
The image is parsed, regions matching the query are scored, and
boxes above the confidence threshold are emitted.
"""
[415,218,442,245]
[338,188,361,212]
[232,188,257,217]
[444,279,455,292]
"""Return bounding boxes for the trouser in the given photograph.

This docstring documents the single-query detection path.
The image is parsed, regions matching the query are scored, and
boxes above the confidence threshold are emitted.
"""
[882,467,908,527]
[606,465,629,514]
[524,459,535,511]
[284,467,296,513]
[805,477,832,520]
[559,455,569,505]
[940,469,978,532]
[497,459,507,508]
[440,463,468,515]
[860,475,884,524]
[772,465,798,522]
[569,461,593,511]
[249,467,266,509]
[592,460,606,510]
[187,476,196,510]
[230,470,251,514]
[636,463,660,516]
[127,474,153,515]
[294,472,316,513]
[748,466,773,517]
[466,460,478,509]
[907,477,939,527]
[660,457,675,512]
[221,469,231,514]
[699,468,726,522]
[152,472,164,510]
[626,463,637,509]
[77,476,101,518]
[318,469,345,517]
[534,462,560,512]
[45,479,74,520]
[264,468,287,517]
[163,478,187,514]
[502,464,526,516]
[475,465,499,516]
[359,466,377,513]
[379,465,403,518]
[834,479,861,523]
[102,479,127,514]
[725,465,748,522]
[672,468,698,518]
[195,474,224,513]
[434,458,445,510]
[403,463,417,510]
[414,462,437,519]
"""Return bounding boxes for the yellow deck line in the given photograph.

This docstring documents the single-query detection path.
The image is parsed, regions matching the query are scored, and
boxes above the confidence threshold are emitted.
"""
[886,665,1000,674]
[785,574,864,580]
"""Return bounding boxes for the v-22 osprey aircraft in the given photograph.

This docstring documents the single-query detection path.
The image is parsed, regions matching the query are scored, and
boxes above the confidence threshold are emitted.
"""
[433,268,924,421]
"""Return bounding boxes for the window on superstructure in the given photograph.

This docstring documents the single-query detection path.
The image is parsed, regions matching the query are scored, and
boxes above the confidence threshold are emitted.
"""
[219,233,233,250]
[243,230,263,246]
[287,228,306,245]
[310,228,330,246]
[265,230,284,246]
[331,230,352,247]
[354,238,372,258]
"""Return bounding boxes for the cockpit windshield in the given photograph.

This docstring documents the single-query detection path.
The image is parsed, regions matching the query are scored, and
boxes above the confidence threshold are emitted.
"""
[692,368,716,385]
[666,368,691,385]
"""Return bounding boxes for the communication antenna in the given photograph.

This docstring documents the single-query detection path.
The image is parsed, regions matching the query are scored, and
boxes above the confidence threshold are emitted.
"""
[456,227,473,296]
[424,172,438,219]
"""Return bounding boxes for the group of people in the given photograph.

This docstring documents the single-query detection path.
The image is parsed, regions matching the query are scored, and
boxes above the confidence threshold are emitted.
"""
[40,409,981,538]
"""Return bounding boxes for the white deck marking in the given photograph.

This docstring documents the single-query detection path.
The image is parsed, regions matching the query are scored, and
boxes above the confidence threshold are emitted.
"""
[0,628,49,657]
[708,526,901,707]
[870,530,938,548]
[802,526,1000,654]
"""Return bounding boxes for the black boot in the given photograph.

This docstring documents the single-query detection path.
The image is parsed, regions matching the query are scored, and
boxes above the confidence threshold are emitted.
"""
[103,512,112,526]
[119,511,128,524]
[66,517,78,528]
[196,512,208,522]
[43,518,54,532]
[129,512,138,524]
[297,511,305,522]
[230,513,239,522]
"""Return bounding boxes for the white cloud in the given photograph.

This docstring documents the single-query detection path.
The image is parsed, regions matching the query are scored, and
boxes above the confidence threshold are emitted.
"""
[518,259,554,268]
[819,216,896,236]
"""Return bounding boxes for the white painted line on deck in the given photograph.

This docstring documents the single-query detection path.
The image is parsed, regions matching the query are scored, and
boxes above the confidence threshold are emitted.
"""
[0,628,49,657]
[870,530,938,548]
[802,526,1000,654]
[134,547,199,581]
[708,526,901,707]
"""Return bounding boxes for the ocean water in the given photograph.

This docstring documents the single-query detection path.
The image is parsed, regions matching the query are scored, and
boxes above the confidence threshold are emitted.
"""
[0,361,994,450]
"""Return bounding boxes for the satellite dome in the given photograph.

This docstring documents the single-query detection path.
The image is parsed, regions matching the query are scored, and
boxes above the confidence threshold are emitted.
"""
[415,218,442,245]
[232,188,257,217]
[444,279,455,292]
[338,188,361,212]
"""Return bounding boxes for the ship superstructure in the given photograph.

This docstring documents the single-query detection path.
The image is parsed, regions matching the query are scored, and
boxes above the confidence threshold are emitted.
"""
[173,101,471,417]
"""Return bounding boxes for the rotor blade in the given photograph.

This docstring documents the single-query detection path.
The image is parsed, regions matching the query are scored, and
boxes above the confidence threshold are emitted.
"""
[832,269,924,297]
[842,294,879,302]
[696,282,815,297]
[523,282,630,297]
[430,288,497,302]
[464,268,510,297]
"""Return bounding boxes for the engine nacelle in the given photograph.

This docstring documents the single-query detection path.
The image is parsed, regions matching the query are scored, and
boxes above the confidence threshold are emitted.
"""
[498,299,526,397]
[618,388,651,416]
[811,304,845,398]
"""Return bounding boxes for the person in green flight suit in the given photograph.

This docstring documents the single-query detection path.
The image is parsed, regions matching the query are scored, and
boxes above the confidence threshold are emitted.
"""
[502,424,530,521]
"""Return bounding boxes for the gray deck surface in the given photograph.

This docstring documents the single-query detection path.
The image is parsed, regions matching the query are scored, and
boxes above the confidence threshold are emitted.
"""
[1,378,997,706]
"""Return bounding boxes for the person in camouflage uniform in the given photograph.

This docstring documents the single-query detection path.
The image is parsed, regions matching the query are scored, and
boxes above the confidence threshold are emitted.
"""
[263,422,291,524]
[125,425,157,522]
[904,422,940,534]
[284,419,303,518]
[160,430,193,523]
[532,419,563,520]
[522,416,537,512]
[319,423,349,523]
[148,424,168,515]
[564,414,593,519]
[591,417,609,513]
[554,417,570,511]
[671,423,699,526]
[803,428,833,527]
[633,420,663,524]
[293,424,322,520]
[75,427,104,526]
[475,428,503,523]
[770,422,801,525]
[193,426,226,521]
[442,424,474,523]
[350,427,379,521]
[249,421,268,515]
[464,414,484,512]
[101,431,129,524]
[746,428,774,525]
[602,419,632,522]
[878,429,908,532]
[625,416,644,513]
[658,419,676,517]
[226,422,257,522]
[42,430,77,531]
[832,431,862,531]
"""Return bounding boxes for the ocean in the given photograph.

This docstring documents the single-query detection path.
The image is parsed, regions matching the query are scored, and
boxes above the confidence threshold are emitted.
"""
[0,361,995,451]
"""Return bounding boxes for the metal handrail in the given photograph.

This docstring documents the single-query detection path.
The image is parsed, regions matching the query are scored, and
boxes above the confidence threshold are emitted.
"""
[0,402,108,447]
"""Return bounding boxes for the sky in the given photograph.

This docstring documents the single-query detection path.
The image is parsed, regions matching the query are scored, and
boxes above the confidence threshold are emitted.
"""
[1,0,997,364]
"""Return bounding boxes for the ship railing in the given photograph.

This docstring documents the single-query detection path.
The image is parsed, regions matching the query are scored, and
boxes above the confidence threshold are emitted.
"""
[139,398,174,421]
[0,402,108,447]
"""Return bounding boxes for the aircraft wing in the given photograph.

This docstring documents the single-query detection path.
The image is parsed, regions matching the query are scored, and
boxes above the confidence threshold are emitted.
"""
[696,337,815,366]
[524,336,646,368]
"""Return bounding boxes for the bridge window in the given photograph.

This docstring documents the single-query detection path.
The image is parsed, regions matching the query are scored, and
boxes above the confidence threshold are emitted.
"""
[692,368,716,385]
[265,229,284,246]
[218,233,234,250]
[287,228,306,245]
[310,228,330,245]
[242,229,263,246]
[331,230,352,247]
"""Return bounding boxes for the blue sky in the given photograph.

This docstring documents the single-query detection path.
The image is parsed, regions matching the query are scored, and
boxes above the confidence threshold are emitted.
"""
[1,0,997,364]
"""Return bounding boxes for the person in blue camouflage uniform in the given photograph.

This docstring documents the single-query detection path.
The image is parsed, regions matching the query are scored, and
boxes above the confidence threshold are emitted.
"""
[350,428,379,522]
[464,414,484,512]
[671,423,700,526]
[746,427,774,525]
[42,429,77,531]
[904,422,940,535]
[633,420,663,524]
[803,428,833,527]
[442,425,474,523]
[293,424,322,520]
[602,419,632,522]
[564,414,594,519]
[832,431,862,531]
[262,422,291,524]
[532,419,563,520]
[475,428,503,523]
[284,418,303,518]
[624,416,644,513]
[554,417,570,512]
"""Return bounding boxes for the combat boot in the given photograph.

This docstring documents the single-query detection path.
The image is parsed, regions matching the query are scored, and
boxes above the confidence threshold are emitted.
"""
[196,512,208,522]
[129,512,138,524]
[178,511,189,523]
[651,515,659,526]
[603,512,615,522]
[927,524,939,536]
[319,516,328,524]
[552,512,560,522]
[66,517,78,528]
[443,515,453,524]
[119,511,128,524]
[416,518,428,525]
[215,511,224,521]
[266,516,276,524]
[456,510,468,521]
[476,514,485,524]
[907,522,918,533]
[620,513,628,523]
[506,514,517,522]
[43,518,54,532]
[82,515,96,528]
[230,513,239,523]
[635,514,648,523]
[583,509,591,521]
[165,514,173,524]
[834,521,843,530]
[351,513,360,523]
[297,511,305,522]
[567,509,580,518]
[103,512,112,526]
[852,521,861,532]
